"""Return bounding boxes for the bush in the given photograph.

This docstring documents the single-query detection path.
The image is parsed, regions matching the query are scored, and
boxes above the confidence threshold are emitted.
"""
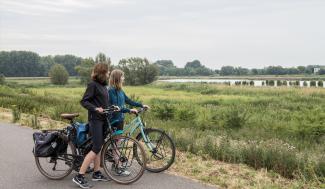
[277,80,282,86]
[151,99,176,120]
[310,80,316,87]
[49,64,69,85]
[268,80,275,86]
[318,80,323,87]
[0,74,5,85]
[303,81,308,87]
[223,106,249,129]
[249,81,254,86]
[282,80,288,86]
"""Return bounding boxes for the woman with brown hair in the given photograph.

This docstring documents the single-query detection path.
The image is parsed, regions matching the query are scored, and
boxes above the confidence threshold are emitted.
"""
[73,63,111,189]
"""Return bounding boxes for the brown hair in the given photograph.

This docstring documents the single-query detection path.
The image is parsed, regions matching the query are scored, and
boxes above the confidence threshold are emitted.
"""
[109,69,124,90]
[91,63,109,83]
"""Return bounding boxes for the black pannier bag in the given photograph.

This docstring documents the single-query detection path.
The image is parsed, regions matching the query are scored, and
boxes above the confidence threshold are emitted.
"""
[33,132,68,157]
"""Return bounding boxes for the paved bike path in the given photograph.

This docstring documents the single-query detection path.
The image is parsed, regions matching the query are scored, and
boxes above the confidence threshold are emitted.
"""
[0,122,217,189]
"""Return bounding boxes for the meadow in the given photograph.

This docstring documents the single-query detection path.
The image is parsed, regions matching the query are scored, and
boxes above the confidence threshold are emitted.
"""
[0,78,324,187]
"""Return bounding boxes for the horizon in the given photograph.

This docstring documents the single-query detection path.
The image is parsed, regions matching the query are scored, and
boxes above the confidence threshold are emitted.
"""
[1,0,325,69]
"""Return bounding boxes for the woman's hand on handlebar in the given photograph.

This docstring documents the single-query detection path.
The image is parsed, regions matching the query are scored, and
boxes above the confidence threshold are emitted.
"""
[95,107,104,113]
[143,105,150,110]
[130,109,138,114]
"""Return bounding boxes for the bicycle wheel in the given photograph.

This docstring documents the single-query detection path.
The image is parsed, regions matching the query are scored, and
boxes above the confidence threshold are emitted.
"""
[35,141,76,180]
[135,128,176,173]
[101,135,146,184]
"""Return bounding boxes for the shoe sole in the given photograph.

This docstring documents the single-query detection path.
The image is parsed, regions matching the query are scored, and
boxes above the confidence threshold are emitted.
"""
[92,178,110,182]
[72,178,92,189]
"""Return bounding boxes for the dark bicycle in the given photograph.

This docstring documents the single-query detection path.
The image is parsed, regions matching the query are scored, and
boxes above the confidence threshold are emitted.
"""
[33,106,147,185]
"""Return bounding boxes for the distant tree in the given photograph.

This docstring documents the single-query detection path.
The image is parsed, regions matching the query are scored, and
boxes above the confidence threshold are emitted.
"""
[75,58,95,84]
[118,57,159,85]
[49,64,69,85]
[319,69,325,75]
[297,66,306,74]
[220,66,235,76]
[0,74,5,84]
[53,55,82,76]
[40,55,55,76]
[0,51,43,77]
[95,52,111,64]
[184,60,202,69]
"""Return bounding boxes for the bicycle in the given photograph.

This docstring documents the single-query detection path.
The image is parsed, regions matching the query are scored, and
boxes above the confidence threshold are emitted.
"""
[33,106,147,184]
[120,107,176,173]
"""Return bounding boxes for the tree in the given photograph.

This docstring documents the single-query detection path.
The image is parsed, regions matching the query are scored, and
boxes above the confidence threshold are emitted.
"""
[319,69,325,75]
[220,66,235,76]
[118,57,159,85]
[0,74,5,84]
[95,52,111,64]
[75,58,95,84]
[0,51,43,77]
[40,55,55,76]
[53,55,82,76]
[49,64,69,85]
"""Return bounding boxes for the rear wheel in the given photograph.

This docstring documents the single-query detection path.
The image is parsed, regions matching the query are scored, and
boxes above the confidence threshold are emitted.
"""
[135,128,176,173]
[35,141,76,180]
[101,135,146,184]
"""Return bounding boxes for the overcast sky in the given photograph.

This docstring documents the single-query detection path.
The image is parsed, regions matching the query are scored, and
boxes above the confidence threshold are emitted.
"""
[0,0,324,69]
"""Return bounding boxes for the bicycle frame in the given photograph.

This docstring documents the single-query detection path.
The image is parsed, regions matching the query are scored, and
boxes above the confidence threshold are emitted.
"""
[122,115,156,151]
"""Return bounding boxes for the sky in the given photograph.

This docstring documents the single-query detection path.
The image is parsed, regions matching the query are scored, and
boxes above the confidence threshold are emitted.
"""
[0,0,324,69]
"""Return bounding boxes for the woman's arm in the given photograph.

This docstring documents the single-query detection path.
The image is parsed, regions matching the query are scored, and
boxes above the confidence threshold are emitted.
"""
[80,82,97,112]
[124,92,143,108]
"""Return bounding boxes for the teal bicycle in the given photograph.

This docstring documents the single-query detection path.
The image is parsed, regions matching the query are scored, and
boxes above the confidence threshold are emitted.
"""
[117,107,176,173]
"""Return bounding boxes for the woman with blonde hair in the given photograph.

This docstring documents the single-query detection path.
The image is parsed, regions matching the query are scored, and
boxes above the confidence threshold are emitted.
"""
[108,69,149,175]
[73,63,111,188]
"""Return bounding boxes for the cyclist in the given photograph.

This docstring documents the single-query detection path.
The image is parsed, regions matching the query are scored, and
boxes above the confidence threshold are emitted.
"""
[73,63,111,189]
[108,69,150,175]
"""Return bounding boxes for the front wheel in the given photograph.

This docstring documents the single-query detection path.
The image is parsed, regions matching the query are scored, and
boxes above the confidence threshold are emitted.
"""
[101,135,147,184]
[135,128,176,173]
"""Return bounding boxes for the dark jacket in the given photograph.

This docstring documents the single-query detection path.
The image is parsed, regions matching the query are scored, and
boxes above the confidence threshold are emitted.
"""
[108,87,143,122]
[80,81,110,121]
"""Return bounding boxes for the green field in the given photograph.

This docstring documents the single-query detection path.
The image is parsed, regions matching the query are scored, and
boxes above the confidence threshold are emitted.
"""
[0,79,324,187]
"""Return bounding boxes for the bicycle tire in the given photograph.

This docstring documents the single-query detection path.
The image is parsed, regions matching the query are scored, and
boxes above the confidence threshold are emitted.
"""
[35,141,76,180]
[101,135,147,184]
[135,128,176,173]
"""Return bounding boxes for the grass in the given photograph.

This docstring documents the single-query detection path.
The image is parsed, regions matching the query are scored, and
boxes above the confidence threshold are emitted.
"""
[0,79,325,187]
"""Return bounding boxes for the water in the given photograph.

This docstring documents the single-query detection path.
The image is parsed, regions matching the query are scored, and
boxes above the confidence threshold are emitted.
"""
[159,79,325,88]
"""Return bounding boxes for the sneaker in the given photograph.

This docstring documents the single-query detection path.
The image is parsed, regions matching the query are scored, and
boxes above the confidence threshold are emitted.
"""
[92,171,110,181]
[72,174,93,189]
[111,164,131,176]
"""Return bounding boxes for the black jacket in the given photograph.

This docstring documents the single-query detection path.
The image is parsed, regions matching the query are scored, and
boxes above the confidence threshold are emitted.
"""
[80,81,109,120]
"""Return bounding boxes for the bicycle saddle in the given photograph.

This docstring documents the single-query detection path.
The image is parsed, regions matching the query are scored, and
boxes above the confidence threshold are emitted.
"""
[60,113,79,120]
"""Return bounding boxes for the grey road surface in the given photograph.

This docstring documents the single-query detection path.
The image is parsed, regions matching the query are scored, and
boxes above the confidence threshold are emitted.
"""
[0,122,217,189]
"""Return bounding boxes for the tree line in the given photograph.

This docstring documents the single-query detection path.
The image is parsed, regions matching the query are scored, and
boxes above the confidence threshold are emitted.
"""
[0,51,324,83]
[155,60,325,76]
[0,51,159,85]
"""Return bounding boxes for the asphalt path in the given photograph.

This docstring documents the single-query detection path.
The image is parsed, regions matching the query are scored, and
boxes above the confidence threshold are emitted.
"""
[0,122,217,189]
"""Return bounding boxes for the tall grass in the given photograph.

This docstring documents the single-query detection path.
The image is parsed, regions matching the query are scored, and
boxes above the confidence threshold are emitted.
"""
[1,81,325,182]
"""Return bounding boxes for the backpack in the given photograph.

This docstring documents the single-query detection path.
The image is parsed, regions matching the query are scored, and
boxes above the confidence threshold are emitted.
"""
[73,122,89,146]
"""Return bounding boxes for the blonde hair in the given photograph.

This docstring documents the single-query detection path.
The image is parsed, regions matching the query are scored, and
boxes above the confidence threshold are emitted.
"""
[109,69,124,90]
[91,63,109,83]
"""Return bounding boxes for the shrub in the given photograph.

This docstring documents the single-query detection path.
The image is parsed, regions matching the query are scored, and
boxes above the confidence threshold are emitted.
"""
[0,74,5,85]
[310,81,316,87]
[282,80,288,86]
[249,81,254,86]
[303,81,308,87]
[175,106,196,121]
[277,80,282,86]
[318,80,324,87]
[49,64,69,85]
[223,106,249,129]
[268,80,275,86]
